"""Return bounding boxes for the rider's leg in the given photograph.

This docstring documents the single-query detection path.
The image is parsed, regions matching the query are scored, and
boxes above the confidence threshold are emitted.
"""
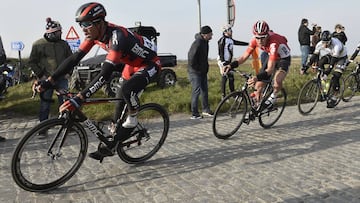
[254,81,265,104]
[122,66,158,128]
[267,70,287,105]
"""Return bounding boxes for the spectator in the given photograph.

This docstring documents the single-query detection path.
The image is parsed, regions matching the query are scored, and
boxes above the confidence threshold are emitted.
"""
[0,35,6,66]
[188,25,214,119]
[332,24,347,45]
[0,36,6,141]
[28,17,72,137]
[298,18,316,74]
[217,24,248,100]
[310,26,322,54]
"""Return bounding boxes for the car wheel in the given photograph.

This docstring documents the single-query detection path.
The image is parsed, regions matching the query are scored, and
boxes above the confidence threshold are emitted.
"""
[103,72,121,97]
[158,69,176,88]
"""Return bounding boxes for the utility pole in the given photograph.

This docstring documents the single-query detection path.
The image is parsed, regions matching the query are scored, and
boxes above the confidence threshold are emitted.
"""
[197,0,202,31]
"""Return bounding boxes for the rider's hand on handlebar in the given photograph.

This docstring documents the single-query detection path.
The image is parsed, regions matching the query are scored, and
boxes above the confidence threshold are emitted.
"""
[247,76,258,87]
[59,96,83,113]
[223,65,231,74]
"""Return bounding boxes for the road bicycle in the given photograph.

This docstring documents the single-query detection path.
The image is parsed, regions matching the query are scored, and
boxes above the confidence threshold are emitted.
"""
[11,91,169,192]
[212,70,287,139]
[342,61,360,102]
[297,66,345,115]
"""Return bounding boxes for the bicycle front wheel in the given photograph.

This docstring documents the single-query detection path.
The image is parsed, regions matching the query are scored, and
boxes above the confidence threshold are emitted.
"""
[259,88,287,129]
[11,118,88,192]
[117,103,169,164]
[342,73,357,102]
[297,79,320,115]
[212,91,248,139]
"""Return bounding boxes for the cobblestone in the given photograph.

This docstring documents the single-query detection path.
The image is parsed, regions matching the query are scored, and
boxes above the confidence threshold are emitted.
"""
[1,97,360,202]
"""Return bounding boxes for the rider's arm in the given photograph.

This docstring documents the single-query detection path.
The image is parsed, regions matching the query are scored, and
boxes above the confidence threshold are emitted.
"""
[79,61,117,99]
[233,39,249,46]
[50,50,87,82]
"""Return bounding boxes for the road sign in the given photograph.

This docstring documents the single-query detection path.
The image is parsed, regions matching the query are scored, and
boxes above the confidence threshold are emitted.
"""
[11,41,25,51]
[66,26,80,40]
[67,39,81,53]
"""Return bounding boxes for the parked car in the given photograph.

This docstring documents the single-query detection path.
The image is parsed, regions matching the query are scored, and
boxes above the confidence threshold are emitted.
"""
[69,25,177,97]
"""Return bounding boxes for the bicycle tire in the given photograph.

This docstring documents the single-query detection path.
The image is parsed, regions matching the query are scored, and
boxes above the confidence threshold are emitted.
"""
[117,103,169,164]
[297,79,320,115]
[259,88,287,128]
[342,73,357,102]
[11,118,88,192]
[327,77,344,107]
[212,91,247,139]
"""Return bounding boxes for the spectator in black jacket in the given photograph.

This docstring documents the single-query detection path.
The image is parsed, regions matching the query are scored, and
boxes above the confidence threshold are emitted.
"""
[298,18,316,74]
[188,25,213,119]
[332,24,347,45]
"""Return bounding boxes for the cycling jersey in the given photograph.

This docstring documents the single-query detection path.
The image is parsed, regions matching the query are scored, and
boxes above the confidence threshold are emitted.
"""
[313,37,347,58]
[52,22,161,99]
[246,32,291,62]
[79,23,160,68]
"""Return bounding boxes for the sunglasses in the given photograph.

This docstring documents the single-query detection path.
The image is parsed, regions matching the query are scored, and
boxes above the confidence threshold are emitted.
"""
[79,21,94,29]
[255,36,267,40]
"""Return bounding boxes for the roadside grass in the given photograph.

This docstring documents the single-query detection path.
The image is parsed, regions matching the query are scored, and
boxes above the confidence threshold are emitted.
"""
[0,57,356,121]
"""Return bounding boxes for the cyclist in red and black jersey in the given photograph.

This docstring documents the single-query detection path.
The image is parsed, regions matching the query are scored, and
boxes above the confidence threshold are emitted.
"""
[37,2,161,160]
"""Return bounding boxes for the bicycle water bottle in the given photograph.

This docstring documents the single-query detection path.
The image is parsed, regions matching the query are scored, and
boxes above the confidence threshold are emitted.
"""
[321,79,329,93]
[250,92,256,105]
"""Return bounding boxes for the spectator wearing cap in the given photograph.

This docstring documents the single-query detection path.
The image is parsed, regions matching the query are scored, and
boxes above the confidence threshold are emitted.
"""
[28,17,72,136]
[298,18,316,74]
[332,24,347,45]
[217,24,248,100]
[187,25,214,119]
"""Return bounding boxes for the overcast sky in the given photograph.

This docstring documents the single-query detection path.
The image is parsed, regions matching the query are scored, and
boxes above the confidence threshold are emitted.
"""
[1,0,360,60]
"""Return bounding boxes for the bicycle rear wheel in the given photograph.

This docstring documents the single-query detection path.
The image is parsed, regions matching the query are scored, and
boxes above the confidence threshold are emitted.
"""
[11,118,88,192]
[212,91,247,139]
[297,79,320,115]
[259,88,287,128]
[342,73,357,102]
[117,103,169,164]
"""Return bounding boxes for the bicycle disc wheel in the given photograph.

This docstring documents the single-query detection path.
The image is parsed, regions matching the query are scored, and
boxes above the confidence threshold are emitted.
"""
[259,88,287,128]
[11,118,88,192]
[342,73,357,102]
[327,77,345,107]
[117,103,169,164]
[297,79,320,115]
[212,91,247,139]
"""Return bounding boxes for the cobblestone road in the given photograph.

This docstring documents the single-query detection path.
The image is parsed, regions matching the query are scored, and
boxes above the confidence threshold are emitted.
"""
[1,97,360,203]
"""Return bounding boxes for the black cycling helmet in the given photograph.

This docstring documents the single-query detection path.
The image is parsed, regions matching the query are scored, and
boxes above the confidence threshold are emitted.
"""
[75,2,106,22]
[321,30,332,42]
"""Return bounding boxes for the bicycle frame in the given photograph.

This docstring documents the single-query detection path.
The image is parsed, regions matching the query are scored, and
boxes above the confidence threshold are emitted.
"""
[235,71,274,121]
[59,97,124,147]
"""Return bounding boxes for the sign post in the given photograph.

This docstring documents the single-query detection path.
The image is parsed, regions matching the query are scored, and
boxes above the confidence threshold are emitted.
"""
[11,41,25,84]
[66,26,81,52]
